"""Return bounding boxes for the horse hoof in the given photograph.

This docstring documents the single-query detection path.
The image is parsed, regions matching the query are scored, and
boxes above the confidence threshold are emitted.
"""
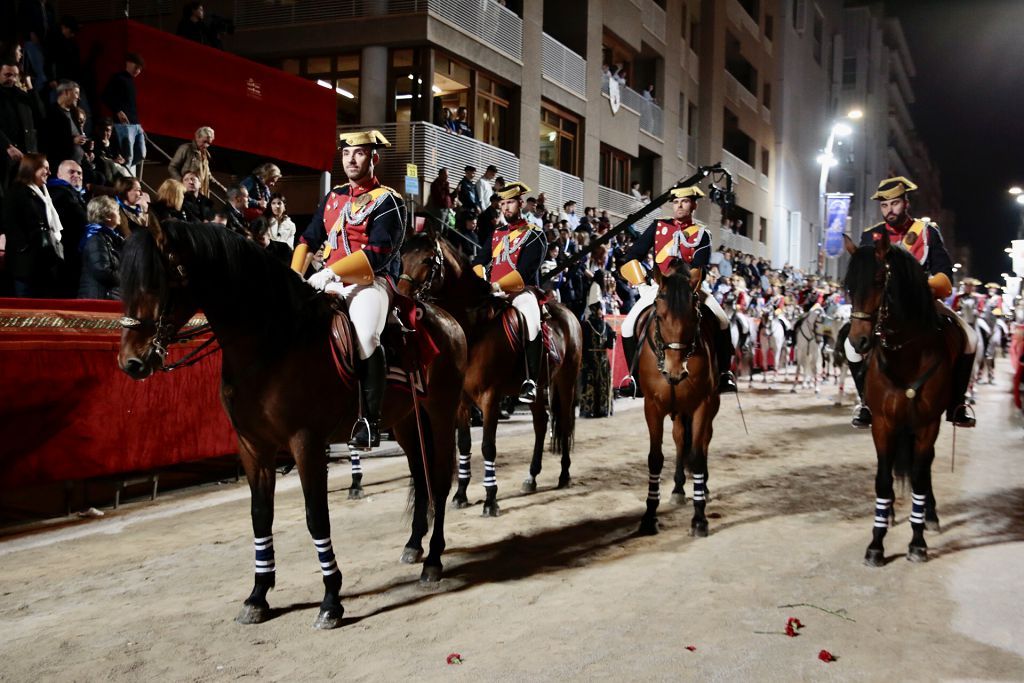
[689,521,709,538]
[790,386,797,394]
[925,519,941,532]
[419,565,443,584]
[863,548,885,567]
[400,547,424,564]
[669,492,687,505]
[236,602,270,625]
[450,493,470,509]
[313,606,344,630]
[907,546,928,563]
[482,503,500,517]
[347,488,363,500]
[521,478,537,494]
[556,475,572,489]
[638,517,659,535]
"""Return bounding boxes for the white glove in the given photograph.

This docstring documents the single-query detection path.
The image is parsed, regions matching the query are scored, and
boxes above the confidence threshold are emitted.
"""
[308,268,339,291]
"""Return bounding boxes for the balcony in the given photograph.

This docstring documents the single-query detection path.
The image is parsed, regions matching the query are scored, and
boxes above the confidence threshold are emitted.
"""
[688,49,700,82]
[726,0,761,39]
[641,0,667,43]
[598,185,644,221]
[235,0,523,62]
[760,104,771,125]
[542,33,586,98]
[602,80,664,139]
[336,121,519,194]
[758,172,769,191]
[538,165,584,215]
[676,129,685,160]
[719,231,765,258]
[720,149,757,184]
[724,72,760,113]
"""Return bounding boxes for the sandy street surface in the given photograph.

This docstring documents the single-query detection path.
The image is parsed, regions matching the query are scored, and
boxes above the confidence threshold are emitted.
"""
[1,361,1023,682]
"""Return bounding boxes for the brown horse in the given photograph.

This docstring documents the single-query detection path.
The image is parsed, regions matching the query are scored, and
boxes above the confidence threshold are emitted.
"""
[635,261,721,536]
[843,235,960,565]
[398,231,582,516]
[117,220,466,628]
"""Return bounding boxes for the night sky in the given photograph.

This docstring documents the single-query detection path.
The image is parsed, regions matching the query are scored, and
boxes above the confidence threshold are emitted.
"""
[887,0,1024,282]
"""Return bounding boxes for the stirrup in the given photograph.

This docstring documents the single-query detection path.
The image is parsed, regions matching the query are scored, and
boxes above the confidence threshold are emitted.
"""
[617,375,639,398]
[518,379,538,404]
[718,372,738,394]
[851,404,872,429]
[348,417,379,451]
[948,403,976,428]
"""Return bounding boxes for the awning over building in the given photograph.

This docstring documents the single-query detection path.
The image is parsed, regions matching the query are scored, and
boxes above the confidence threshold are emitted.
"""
[79,20,337,171]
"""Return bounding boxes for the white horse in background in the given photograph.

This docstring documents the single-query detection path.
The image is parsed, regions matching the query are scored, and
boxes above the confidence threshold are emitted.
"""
[758,308,789,389]
[792,306,825,394]
[725,297,756,386]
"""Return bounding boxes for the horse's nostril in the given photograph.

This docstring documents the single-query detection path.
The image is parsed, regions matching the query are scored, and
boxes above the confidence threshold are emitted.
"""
[125,357,146,377]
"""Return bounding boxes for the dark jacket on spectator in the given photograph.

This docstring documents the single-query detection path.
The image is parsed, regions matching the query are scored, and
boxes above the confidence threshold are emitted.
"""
[78,223,123,300]
[182,191,214,222]
[176,17,209,44]
[456,177,478,210]
[0,84,42,155]
[48,179,88,294]
[47,32,83,84]
[101,71,139,124]
[240,174,270,209]
[1,182,61,287]
[44,102,85,165]
[150,200,186,223]
[116,197,149,233]
[226,205,249,236]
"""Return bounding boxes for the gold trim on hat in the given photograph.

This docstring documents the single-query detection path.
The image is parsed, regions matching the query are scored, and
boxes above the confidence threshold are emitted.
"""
[338,129,391,148]
[871,176,918,200]
[670,186,705,199]
[497,182,531,200]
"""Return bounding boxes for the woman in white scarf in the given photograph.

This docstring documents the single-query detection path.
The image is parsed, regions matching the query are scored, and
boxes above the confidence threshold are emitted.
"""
[1,154,66,297]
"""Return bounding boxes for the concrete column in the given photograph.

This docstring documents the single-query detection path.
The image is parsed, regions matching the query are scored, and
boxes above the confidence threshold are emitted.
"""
[518,1,543,190]
[361,45,388,124]
[582,2,605,208]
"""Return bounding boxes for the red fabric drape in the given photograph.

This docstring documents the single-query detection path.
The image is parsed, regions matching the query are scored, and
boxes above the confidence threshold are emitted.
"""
[78,20,337,171]
[0,299,236,490]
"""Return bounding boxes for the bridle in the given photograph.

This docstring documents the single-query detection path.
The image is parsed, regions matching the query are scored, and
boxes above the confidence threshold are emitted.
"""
[399,238,445,301]
[647,289,702,386]
[119,250,218,372]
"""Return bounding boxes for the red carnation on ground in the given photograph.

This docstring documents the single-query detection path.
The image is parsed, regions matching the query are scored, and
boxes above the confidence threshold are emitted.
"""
[685,645,697,652]
[787,617,804,630]
[785,624,798,637]
[818,649,836,662]
[446,653,463,665]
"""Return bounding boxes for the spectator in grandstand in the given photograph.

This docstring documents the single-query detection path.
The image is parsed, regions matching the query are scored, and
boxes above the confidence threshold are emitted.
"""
[114,175,149,234]
[267,192,295,246]
[93,117,129,181]
[452,208,480,260]
[1,58,42,183]
[225,185,250,236]
[101,52,146,171]
[241,162,281,210]
[441,107,458,134]
[475,164,497,213]
[48,159,88,294]
[454,106,472,137]
[474,193,501,265]
[456,165,477,209]
[2,153,64,297]
[48,17,85,93]
[559,200,580,230]
[15,0,52,93]
[181,170,213,222]
[78,195,123,300]
[248,216,292,265]
[150,178,186,222]
[44,80,86,166]
[426,166,453,222]
[168,126,215,196]
[523,196,544,228]
[176,2,210,45]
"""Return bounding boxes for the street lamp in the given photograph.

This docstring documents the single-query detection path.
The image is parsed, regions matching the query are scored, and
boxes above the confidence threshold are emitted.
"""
[1016,195,1024,205]
[1009,186,1022,195]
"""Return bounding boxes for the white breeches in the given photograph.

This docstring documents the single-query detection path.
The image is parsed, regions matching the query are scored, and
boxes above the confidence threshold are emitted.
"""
[702,293,730,330]
[512,290,541,341]
[325,278,391,359]
[622,284,657,338]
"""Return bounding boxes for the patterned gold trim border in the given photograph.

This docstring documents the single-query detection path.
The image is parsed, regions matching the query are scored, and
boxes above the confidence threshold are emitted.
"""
[0,313,209,331]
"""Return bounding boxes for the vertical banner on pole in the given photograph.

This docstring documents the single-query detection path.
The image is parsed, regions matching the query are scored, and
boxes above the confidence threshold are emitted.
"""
[825,193,853,258]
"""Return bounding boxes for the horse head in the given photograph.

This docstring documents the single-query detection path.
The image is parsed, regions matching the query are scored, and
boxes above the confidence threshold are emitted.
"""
[398,227,460,301]
[118,217,201,379]
[842,233,887,354]
[651,260,702,385]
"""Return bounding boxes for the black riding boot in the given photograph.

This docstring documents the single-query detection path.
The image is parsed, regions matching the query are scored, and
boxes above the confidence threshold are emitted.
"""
[518,335,543,403]
[715,328,737,394]
[349,347,386,450]
[946,352,977,428]
[621,335,643,397]
[849,358,872,429]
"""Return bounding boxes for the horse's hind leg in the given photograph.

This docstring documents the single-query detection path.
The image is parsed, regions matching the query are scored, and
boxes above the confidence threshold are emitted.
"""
[908,430,939,562]
[395,416,430,566]
[451,401,472,508]
[292,432,344,629]
[554,368,577,489]
[347,446,363,500]
[236,438,277,625]
[689,403,715,537]
[522,386,549,493]
[639,399,665,535]
[479,391,501,517]
[670,414,692,505]
[421,409,453,583]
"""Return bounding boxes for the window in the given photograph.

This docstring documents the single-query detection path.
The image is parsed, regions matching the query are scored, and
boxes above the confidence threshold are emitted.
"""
[737,0,759,22]
[792,0,806,32]
[761,147,770,174]
[759,216,768,243]
[603,30,636,87]
[730,204,753,238]
[764,14,774,41]
[281,53,361,125]
[390,48,430,124]
[762,82,772,109]
[812,7,824,65]
[476,75,512,149]
[680,3,688,39]
[725,32,758,96]
[722,107,755,167]
[540,103,580,176]
[842,56,857,87]
[689,20,701,53]
[600,144,631,193]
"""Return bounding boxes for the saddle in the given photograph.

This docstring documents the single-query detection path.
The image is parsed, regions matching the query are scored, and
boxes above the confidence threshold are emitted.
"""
[328,289,439,396]
[491,288,561,366]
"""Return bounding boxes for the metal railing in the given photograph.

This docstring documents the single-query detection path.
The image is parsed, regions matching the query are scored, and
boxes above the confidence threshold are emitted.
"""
[597,184,644,221]
[538,164,584,214]
[235,0,523,61]
[719,230,766,258]
[336,121,520,195]
[725,71,759,113]
[541,33,586,98]
[727,0,761,38]
[676,129,686,160]
[618,84,664,139]
[641,0,667,43]
[721,150,757,184]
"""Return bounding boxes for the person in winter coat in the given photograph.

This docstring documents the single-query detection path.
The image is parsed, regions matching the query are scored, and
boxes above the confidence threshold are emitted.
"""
[2,153,64,297]
[78,195,124,300]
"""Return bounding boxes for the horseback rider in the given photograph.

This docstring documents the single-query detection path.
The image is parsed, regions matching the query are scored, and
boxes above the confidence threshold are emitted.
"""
[290,129,406,449]
[848,176,976,429]
[618,186,738,394]
[474,181,548,403]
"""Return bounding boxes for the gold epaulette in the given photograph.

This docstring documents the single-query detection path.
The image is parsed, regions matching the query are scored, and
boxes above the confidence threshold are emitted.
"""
[371,185,401,199]
[863,221,885,233]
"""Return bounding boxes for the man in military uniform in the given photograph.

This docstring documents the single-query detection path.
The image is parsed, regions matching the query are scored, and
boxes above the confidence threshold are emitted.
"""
[476,182,547,403]
[847,176,976,429]
[291,130,406,449]
[618,186,737,394]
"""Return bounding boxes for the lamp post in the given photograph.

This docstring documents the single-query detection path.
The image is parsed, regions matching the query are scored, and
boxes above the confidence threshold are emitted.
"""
[817,109,862,277]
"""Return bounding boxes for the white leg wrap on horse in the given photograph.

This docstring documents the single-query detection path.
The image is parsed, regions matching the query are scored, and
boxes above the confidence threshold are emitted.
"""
[874,498,892,529]
[622,285,658,338]
[254,535,275,574]
[647,474,661,501]
[910,493,926,526]
[313,537,339,576]
[844,337,863,363]
[349,451,362,474]
[692,473,706,502]
[702,294,730,330]
[327,279,391,360]
[511,291,542,341]
[458,454,471,482]
[483,460,496,488]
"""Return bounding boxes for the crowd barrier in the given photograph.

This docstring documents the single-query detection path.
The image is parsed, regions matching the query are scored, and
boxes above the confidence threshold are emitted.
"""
[0,299,236,490]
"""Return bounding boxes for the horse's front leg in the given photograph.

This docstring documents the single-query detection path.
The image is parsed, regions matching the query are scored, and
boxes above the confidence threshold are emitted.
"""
[688,401,715,537]
[639,397,666,535]
[479,391,501,517]
[293,431,344,629]
[864,426,896,567]
[236,437,278,625]
[908,424,940,562]
[670,413,692,505]
[451,399,472,508]
[347,445,364,500]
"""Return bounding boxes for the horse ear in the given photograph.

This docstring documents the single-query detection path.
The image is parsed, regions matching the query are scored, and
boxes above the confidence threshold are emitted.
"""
[149,214,168,252]
[424,214,440,240]
[689,266,702,291]
[650,264,663,285]
[843,233,857,256]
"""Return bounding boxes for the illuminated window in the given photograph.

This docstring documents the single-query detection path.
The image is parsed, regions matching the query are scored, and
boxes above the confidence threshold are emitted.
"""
[540,103,580,176]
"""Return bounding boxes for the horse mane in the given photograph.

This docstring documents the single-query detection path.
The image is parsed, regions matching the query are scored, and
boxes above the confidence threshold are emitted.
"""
[844,244,939,328]
[122,221,331,344]
[660,261,695,317]
[403,230,493,304]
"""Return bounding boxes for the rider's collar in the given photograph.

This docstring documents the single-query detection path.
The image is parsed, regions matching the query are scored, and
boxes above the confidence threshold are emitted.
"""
[348,176,381,197]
